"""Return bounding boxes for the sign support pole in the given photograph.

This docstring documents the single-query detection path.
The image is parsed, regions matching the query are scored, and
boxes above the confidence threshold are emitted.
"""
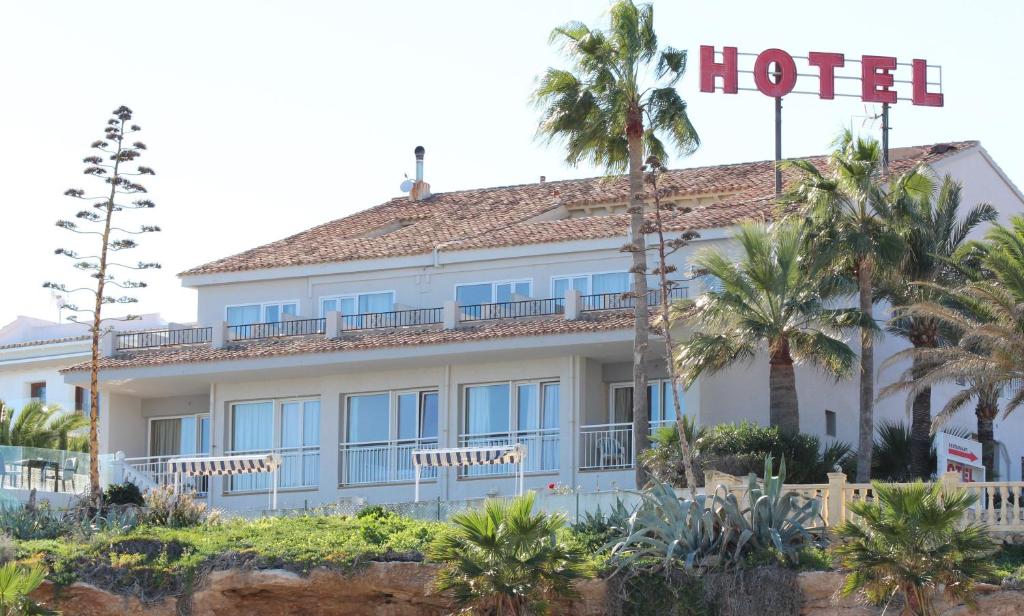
[774,96,783,195]
[881,102,890,170]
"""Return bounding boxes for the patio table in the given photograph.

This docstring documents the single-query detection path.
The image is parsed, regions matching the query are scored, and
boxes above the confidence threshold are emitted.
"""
[15,459,58,491]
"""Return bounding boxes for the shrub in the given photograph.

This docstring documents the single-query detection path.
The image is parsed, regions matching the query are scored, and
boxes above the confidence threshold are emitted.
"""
[0,502,65,541]
[0,563,49,616]
[695,422,854,483]
[104,483,145,507]
[142,486,219,528]
[0,537,13,565]
[640,418,706,487]
[570,498,633,555]
[832,481,994,615]
[429,493,592,614]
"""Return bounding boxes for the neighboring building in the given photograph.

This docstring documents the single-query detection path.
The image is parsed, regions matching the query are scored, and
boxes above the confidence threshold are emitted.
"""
[62,141,1024,512]
[0,314,168,414]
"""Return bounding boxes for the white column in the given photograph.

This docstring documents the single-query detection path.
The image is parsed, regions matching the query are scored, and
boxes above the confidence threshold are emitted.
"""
[564,289,582,320]
[100,330,116,356]
[443,301,460,329]
[211,321,229,349]
[324,311,340,339]
[320,380,342,501]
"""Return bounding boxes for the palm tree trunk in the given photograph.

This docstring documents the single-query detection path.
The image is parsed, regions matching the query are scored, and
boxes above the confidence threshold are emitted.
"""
[856,260,875,483]
[626,108,650,489]
[769,339,800,434]
[909,350,932,479]
[976,392,998,480]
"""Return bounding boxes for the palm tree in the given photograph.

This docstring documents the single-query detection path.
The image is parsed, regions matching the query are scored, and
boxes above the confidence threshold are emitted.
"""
[675,222,863,434]
[884,217,1024,478]
[0,400,88,450]
[0,563,49,616]
[429,493,591,615]
[534,0,699,485]
[879,177,996,478]
[833,482,994,616]
[785,131,931,481]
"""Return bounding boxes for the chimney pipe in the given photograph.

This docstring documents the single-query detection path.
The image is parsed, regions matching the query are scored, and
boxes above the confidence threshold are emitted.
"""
[415,146,425,182]
[540,175,546,183]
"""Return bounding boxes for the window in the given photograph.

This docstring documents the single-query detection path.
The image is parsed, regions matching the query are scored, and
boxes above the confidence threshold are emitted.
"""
[74,387,97,414]
[227,398,320,492]
[150,415,211,458]
[342,390,440,485]
[551,272,630,297]
[319,292,395,316]
[455,280,532,305]
[226,301,298,326]
[29,382,46,404]
[609,380,685,428]
[461,381,560,475]
[825,410,837,437]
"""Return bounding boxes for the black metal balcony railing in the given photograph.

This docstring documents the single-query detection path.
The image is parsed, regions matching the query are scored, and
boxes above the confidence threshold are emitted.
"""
[340,308,444,331]
[228,318,326,341]
[115,327,213,351]
[580,287,688,312]
[460,298,566,322]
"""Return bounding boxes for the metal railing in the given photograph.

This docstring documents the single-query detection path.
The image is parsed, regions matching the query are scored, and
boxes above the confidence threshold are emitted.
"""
[228,318,326,341]
[122,453,210,494]
[578,420,676,471]
[338,438,439,485]
[116,327,213,350]
[222,446,321,492]
[457,429,560,477]
[340,308,443,331]
[460,298,565,322]
[581,287,688,312]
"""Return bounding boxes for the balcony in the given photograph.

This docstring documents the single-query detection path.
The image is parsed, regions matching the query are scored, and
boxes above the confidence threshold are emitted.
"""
[339,438,439,486]
[109,287,689,352]
[457,429,560,477]
[579,420,676,471]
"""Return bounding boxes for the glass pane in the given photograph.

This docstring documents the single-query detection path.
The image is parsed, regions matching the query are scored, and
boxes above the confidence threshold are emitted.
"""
[303,401,320,446]
[663,381,682,422]
[465,384,509,435]
[552,278,569,298]
[340,297,357,315]
[198,416,211,454]
[150,418,182,457]
[321,298,339,315]
[359,292,393,313]
[592,272,630,294]
[420,392,438,439]
[227,305,260,326]
[456,283,492,306]
[282,303,297,316]
[281,402,301,448]
[179,416,197,455]
[496,283,513,303]
[648,383,661,424]
[572,277,589,292]
[514,282,530,297]
[346,394,389,443]
[516,384,539,431]
[231,402,273,451]
[397,393,418,440]
[612,386,632,423]
[542,383,560,429]
[264,305,280,323]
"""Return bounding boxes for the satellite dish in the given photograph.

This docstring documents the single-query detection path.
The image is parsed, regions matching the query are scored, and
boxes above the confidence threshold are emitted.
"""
[400,178,415,193]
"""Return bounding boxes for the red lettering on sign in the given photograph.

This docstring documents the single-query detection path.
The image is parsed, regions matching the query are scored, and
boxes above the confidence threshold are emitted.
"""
[700,45,738,94]
[807,52,845,100]
[753,48,797,98]
[912,59,944,107]
[861,55,897,104]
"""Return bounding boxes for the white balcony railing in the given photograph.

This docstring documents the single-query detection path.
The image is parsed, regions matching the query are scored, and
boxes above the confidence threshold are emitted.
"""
[579,420,676,471]
[223,446,320,493]
[457,429,560,478]
[339,438,438,485]
[121,453,210,493]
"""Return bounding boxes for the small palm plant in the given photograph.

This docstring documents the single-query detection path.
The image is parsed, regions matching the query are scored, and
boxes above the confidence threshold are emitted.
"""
[429,493,591,615]
[0,563,51,616]
[832,482,994,615]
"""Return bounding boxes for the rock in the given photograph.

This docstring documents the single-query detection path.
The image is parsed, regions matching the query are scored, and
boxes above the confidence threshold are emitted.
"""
[30,580,177,616]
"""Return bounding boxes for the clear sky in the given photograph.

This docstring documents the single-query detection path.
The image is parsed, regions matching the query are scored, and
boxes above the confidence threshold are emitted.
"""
[1,0,1020,326]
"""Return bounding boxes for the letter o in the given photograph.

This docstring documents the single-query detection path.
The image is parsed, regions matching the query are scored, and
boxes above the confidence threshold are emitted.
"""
[754,48,797,98]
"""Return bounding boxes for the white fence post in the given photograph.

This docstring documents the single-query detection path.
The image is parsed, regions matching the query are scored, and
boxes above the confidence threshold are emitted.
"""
[211,321,229,349]
[443,301,460,329]
[564,289,582,320]
[324,310,340,338]
[826,472,846,528]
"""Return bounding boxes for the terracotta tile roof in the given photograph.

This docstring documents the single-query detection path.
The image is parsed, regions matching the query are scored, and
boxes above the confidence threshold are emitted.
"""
[0,335,90,351]
[62,312,635,373]
[180,142,976,276]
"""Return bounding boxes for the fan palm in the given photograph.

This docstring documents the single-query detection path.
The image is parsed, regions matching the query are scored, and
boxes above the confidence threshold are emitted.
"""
[0,563,50,616]
[832,482,994,616]
[534,0,698,485]
[0,400,88,450]
[879,177,996,478]
[429,493,591,615]
[675,222,864,434]
[785,131,932,480]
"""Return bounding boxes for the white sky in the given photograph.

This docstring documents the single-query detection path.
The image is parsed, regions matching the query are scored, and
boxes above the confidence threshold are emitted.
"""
[1,0,1020,326]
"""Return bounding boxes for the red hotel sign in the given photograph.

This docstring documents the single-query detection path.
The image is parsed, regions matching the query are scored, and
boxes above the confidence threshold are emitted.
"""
[699,46,944,107]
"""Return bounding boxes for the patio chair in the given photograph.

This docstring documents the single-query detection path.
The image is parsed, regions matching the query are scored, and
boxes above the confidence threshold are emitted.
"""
[51,457,79,492]
[0,453,18,488]
[595,436,627,468]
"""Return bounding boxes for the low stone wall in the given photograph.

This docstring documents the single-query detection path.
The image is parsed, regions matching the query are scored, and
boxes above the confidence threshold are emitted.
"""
[29,564,1024,615]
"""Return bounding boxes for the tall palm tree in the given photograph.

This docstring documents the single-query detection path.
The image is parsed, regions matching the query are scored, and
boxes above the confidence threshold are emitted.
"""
[879,177,996,478]
[429,493,591,615]
[0,400,88,450]
[785,131,931,481]
[534,0,698,485]
[675,222,863,433]
[884,217,1024,478]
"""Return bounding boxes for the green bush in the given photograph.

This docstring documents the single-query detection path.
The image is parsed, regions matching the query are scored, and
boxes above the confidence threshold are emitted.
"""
[695,422,853,483]
[104,483,145,507]
[142,486,219,528]
[0,563,50,615]
[639,418,706,487]
[0,503,64,541]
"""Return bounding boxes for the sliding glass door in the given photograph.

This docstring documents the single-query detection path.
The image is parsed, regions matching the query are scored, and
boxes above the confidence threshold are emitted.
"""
[461,381,559,476]
[230,402,273,492]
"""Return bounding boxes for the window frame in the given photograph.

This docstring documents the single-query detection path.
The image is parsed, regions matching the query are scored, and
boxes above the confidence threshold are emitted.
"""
[318,291,397,317]
[461,379,560,437]
[146,412,212,458]
[29,381,46,404]
[343,388,441,445]
[550,270,631,297]
[225,396,321,492]
[454,279,533,305]
[224,300,301,325]
[607,380,685,426]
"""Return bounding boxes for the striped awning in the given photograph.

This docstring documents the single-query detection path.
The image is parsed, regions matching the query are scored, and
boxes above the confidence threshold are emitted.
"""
[412,444,525,468]
[168,453,282,477]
